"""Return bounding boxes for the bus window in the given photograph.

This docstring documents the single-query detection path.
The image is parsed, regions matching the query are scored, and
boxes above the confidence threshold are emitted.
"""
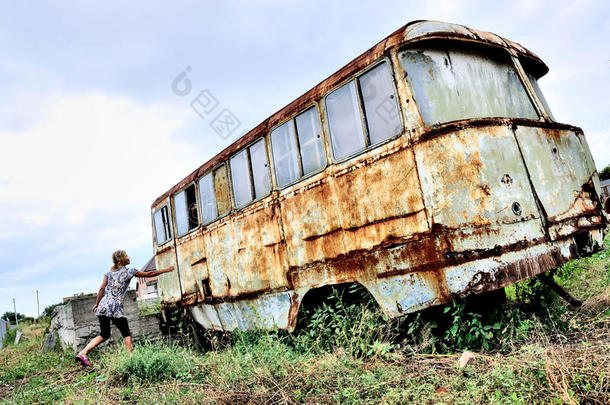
[230,139,271,208]
[400,46,538,126]
[230,149,252,208]
[326,81,366,159]
[526,72,555,121]
[174,184,199,236]
[359,62,401,145]
[249,139,271,199]
[271,106,326,188]
[199,173,216,223]
[271,121,300,187]
[326,61,402,160]
[199,164,231,224]
[295,107,326,176]
[154,205,171,244]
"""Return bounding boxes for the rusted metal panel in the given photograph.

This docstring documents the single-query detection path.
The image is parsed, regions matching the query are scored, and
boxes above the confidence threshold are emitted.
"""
[202,198,288,300]
[513,127,599,230]
[404,20,476,42]
[414,125,543,230]
[189,290,299,331]
[156,246,180,303]
[213,164,231,216]
[175,230,206,299]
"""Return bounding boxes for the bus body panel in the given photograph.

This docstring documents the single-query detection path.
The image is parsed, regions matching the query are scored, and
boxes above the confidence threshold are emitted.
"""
[175,231,207,304]
[203,199,288,299]
[414,125,544,231]
[156,247,180,303]
[514,127,602,232]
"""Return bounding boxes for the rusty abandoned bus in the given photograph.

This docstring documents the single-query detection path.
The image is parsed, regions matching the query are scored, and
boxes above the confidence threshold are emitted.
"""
[150,20,607,331]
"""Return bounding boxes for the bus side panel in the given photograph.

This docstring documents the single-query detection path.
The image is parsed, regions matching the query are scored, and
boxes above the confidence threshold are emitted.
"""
[513,127,601,239]
[174,232,206,302]
[203,221,235,298]
[414,125,546,246]
[332,144,427,254]
[204,200,288,298]
[279,176,347,269]
[156,247,181,303]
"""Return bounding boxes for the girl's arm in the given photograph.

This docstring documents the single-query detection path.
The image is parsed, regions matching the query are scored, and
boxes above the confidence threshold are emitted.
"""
[92,275,108,312]
[134,266,174,278]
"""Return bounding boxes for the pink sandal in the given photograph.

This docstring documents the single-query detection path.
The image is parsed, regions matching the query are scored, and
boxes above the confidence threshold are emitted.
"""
[75,354,91,367]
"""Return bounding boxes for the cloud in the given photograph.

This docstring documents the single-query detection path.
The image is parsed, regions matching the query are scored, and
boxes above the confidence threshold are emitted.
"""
[586,128,610,170]
[0,92,209,316]
[0,92,197,246]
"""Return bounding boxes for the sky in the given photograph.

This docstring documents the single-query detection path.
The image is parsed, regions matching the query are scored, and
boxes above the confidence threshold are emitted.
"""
[1,0,609,318]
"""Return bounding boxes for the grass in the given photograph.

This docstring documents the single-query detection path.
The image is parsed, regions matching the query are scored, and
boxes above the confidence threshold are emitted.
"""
[1,235,609,404]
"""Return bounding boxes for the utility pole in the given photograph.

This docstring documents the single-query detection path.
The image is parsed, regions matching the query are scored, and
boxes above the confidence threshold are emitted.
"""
[36,290,40,318]
[13,298,18,327]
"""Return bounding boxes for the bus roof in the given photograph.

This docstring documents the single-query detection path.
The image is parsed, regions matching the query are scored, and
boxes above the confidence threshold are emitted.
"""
[152,20,547,208]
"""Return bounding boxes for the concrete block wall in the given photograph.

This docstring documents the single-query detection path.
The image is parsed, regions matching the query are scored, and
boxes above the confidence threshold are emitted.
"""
[51,290,163,351]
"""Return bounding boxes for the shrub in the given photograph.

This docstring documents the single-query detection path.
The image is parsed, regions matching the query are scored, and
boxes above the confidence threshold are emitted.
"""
[293,284,395,358]
[116,342,194,382]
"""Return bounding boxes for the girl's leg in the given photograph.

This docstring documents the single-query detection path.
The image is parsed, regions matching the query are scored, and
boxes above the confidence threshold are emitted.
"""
[78,316,111,358]
[112,317,133,352]
[123,336,133,352]
[78,336,104,357]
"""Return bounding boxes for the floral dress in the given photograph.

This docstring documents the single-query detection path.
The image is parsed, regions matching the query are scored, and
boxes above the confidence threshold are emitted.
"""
[95,267,138,318]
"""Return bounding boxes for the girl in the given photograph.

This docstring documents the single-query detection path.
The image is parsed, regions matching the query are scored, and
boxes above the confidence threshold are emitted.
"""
[75,250,174,366]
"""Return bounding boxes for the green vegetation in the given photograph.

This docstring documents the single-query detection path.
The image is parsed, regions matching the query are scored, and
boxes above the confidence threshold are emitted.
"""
[42,302,63,318]
[599,164,610,181]
[1,236,609,404]
[137,300,162,317]
[1,312,32,325]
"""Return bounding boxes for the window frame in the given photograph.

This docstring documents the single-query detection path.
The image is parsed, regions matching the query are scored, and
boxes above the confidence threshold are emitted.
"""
[228,136,273,210]
[269,103,328,190]
[153,203,173,246]
[172,181,201,238]
[517,55,555,122]
[323,57,404,164]
[198,161,233,226]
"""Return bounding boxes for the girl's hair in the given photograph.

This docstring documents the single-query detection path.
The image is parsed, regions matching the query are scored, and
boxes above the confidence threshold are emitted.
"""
[110,250,128,270]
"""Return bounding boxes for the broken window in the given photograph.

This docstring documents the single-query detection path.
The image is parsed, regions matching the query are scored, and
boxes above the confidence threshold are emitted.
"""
[400,46,538,126]
[174,184,199,236]
[199,164,231,224]
[153,205,172,244]
[230,139,272,208]
[326,60,401,160]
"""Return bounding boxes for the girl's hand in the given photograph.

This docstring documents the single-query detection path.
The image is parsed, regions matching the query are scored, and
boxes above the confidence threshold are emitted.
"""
[92,305,98,312]
[165,266,175,273]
